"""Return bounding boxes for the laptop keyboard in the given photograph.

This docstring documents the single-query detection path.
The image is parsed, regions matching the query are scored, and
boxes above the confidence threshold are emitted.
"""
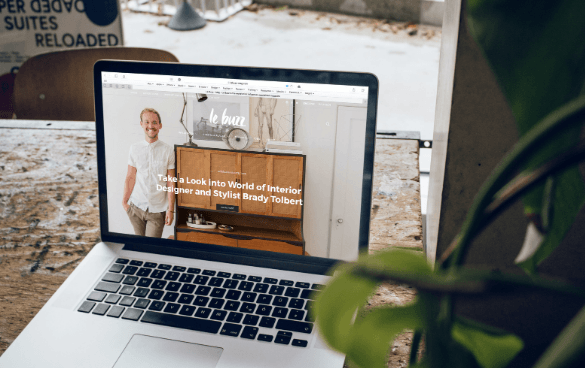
[77,258,323,348]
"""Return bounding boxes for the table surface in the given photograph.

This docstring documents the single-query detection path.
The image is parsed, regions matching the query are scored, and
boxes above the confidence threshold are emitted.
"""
[0,122,422,356]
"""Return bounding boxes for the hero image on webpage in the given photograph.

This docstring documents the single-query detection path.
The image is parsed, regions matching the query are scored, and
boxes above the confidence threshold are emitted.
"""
[103,83,367,260]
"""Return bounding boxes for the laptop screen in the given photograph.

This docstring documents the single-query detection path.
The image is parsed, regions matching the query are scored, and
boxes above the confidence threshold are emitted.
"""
[96,64,376,265]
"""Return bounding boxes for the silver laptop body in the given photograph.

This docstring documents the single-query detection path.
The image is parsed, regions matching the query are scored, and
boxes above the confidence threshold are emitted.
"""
[0,61,378,368]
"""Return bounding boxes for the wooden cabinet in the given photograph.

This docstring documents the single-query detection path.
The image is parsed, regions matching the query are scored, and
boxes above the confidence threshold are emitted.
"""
[175,146,306,255]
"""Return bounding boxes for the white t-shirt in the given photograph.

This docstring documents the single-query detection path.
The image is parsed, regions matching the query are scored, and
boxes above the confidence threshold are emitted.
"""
[128,140,175,213]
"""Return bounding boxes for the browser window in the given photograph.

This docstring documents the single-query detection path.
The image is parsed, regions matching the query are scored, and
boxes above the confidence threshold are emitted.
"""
[102,72,369,261]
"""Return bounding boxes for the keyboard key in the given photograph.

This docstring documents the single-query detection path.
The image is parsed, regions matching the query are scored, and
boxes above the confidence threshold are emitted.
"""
[209,277,224,287]
[178,294,194,304]
[264,277,278,284]
[226,290,241,300]
[240,303,255,314]
[224,301,240,311]
[141,311,221,334]
[164,272,180,281]
[241,292,257,303]
[151,270,166,279]
[122,276,139,285]
[275,335,292,345]
[210,288,226,298]
[301,290,320,300]
[179,305,196,316]
[122,266,138,275]
[122,308,143,321]
[152,280,167,289]
[105,294,121,304]
[87,291,106,302]
[289,298,304,309]
[107,306,125,318]
[109,264,124,273]
[193,296,209,306]
[163,292,179,302]
[148,290,164,300]
[223,279,238,289]
[195,308,211,319]
[78,301,95,313]
[295,282,310,289]
[257,334,273,342]
[144,262,158,268]
[202,270,216,276]
[279,280,294,286]
[243,314,259,326]
[195,286,211,296]
[312,283,324,290]
[179,274,194,283]
[292,339,308,347]
[194,276,209,285]
[209,298,225,309]
[289,309,305,321]
[158,264,172,270]
[241,326,259,340]
[220,323,242,337]
[115,258,129,264]
[248,276,262,282]
[273,297,289,307]
[211,310,228,321]
[259,317,276,328]
[269,285,284,295]
[165,282,181,292]
[276,319,313,334]
[134,288,150,298]
[137,278,153,288]
[187,267,201,274]
[180,284,196,294]
[232,274,246,280]
[238,281,253,291]
[95,282,120,293]
[129,260,143,266]
[257,294,272,304]
[253,284,269,293]
[119,286,135,295]
[277,331,293,338]
[227,312,243,323]
[285,287,301,298]
[136,268,152,277]
[134,298,150,309]
[173,266,187,272]
[164,303,180,314]
[120,296,136,307]
[272,307,288,319]
[218,272,231,278]
[148,301,165,311]
[102,273,124,283]
[256,305,272,316]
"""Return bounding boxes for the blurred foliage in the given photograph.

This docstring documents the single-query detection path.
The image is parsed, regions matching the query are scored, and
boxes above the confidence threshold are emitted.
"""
[314,1,585,367]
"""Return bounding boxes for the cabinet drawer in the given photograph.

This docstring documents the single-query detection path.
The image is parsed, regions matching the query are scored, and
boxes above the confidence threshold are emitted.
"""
[238,239,303,255]
[177,231,238,248]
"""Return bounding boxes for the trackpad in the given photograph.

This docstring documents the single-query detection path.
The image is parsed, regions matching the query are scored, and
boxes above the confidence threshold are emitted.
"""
[113,334,223,368]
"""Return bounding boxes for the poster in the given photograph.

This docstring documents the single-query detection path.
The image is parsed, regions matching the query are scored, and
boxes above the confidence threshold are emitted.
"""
[0,0,124,75]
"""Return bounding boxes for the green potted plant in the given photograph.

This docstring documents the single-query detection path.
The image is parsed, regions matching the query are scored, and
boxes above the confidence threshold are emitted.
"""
[314,1,585,367]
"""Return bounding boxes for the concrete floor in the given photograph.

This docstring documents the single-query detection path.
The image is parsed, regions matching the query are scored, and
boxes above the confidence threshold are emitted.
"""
[121,6,441,213]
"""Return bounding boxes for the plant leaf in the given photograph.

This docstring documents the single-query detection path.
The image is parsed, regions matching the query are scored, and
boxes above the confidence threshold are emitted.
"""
[452,317,524,368]
[466,0,585,272]
[314,263,378,352]
[346,304,424,368]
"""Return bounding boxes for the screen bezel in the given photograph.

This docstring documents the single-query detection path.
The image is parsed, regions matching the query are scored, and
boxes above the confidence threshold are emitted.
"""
[94,60,378,275]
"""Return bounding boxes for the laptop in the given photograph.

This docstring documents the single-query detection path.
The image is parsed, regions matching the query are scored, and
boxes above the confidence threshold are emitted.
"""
[0,61,378,368]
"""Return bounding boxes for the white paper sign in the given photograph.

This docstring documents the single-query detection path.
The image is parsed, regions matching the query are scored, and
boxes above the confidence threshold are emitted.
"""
[0,0,123,75]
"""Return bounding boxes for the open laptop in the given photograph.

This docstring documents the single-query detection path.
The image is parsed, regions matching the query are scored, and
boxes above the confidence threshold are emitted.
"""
[0,61,378,368]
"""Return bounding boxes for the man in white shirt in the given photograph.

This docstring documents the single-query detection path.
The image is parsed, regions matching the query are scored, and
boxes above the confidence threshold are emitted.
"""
[122,108,175,238]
